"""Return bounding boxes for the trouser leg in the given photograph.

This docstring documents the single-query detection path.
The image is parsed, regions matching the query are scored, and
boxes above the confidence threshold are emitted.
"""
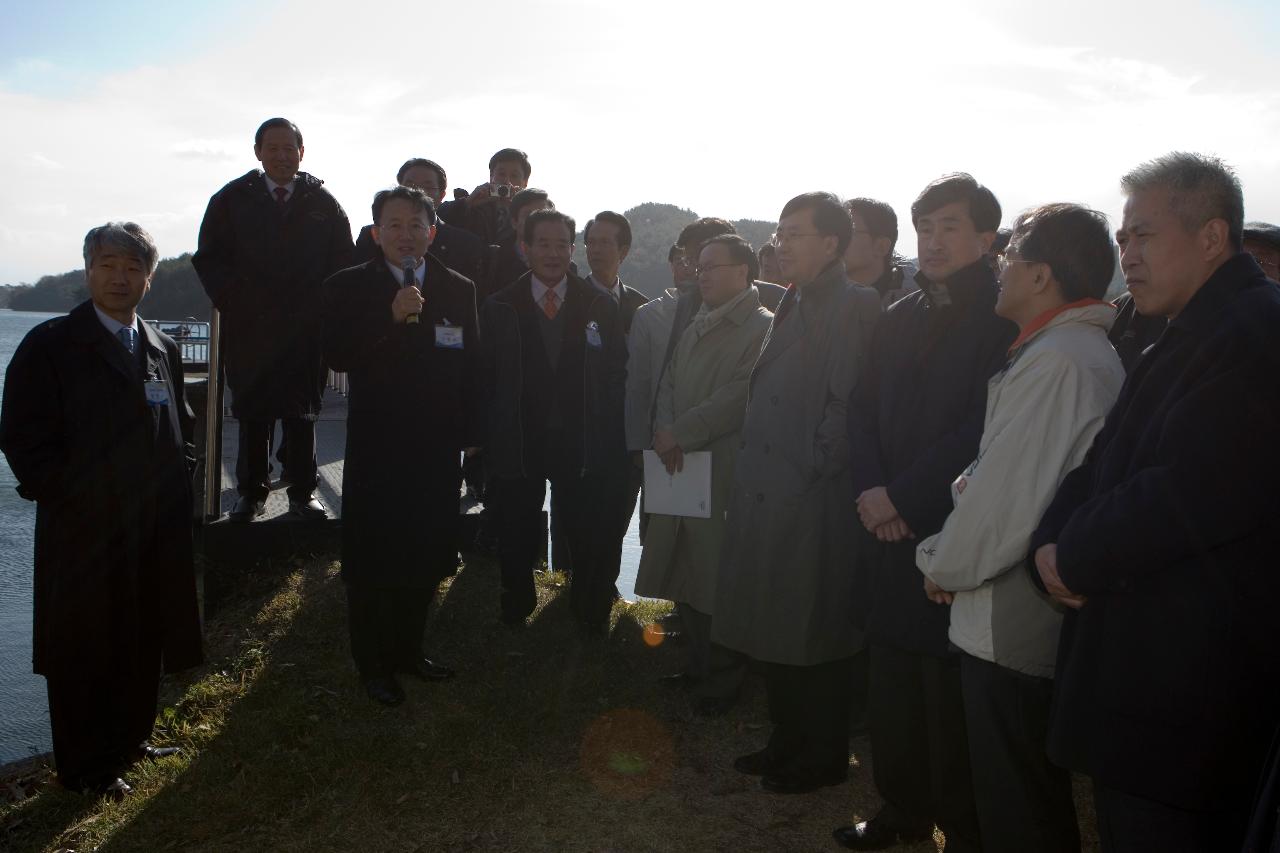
[867,644,938,831]
[962,653,1078,853]
[346,582,384,678]
[678,603,746,702]
[922,652,981,852]
[558,473,623,627]
[387,586,435,668]
[282,417,318,501]
[235,419,272,499]
[492,476,546,621]
[763,658,854,778]
[550,486,572,575]
[1094,780,1252,853]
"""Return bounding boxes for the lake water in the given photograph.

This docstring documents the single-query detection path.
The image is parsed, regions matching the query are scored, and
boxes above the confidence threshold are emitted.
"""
[0,311,60,765]
[0,308,647,764]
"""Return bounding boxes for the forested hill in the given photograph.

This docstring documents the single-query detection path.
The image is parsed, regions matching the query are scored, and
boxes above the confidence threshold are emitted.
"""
[0,203,778,317]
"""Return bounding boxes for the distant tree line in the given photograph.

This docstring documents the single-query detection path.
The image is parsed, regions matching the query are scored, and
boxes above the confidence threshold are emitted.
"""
[1,203,777,316]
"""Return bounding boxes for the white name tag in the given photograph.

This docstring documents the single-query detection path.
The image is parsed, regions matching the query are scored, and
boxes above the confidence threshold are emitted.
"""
[144,380,171,406]
[586,321,602,349]
[435,324,464,349]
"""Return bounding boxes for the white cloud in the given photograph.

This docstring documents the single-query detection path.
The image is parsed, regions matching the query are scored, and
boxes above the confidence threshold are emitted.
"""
[0,0,1278,283]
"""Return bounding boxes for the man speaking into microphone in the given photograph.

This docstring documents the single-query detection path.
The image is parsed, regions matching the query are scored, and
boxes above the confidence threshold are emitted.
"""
[322,186,482,706]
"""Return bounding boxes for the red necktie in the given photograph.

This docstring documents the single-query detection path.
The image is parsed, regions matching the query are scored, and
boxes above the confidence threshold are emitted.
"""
[273,186,289,207]
[542,289,560,319]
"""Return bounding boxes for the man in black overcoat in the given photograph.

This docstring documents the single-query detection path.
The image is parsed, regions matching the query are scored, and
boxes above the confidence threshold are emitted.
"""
[840,174,1015,852]
[1029,152,1280,852]
[322,187,482,707]
[351,157,485,285]
[193,117,354,521]
[480,209,627,633]
[0,222,203,799]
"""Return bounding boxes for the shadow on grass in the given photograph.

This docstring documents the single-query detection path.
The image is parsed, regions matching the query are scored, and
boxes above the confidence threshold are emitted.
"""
[3,550,1100,853]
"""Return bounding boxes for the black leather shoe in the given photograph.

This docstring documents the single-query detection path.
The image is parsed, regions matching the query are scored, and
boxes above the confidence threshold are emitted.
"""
[98,778,133,802]
[659,671,693,689]
[229,495,266,522]
[364,676,405,706]
[288,495,327,520]
[833,816,933,850]
[396,658,456,682]
[140,743,182,761]
[732,748,776,776]
[760,768,847,795]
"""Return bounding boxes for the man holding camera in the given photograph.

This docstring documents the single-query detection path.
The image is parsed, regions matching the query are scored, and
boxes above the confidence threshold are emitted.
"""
[439,147,531,251]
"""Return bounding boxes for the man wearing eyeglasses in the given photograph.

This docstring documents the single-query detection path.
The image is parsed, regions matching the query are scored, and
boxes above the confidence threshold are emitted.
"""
[713,192,879,795]
[914,203,1125,852]
[842,174,1015,851]
[635,234,773,716]
[842,198,919,308]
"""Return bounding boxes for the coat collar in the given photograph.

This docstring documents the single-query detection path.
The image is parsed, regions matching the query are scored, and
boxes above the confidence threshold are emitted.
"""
[1008,299,1114,354]
[1169,252,1268,333]
[913,257,997,309]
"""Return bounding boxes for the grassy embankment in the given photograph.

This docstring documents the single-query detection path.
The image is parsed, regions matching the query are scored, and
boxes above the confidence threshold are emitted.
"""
[0,553,1097,852]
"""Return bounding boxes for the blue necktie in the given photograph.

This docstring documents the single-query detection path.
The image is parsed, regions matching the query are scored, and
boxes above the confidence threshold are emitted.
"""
[118,326,136,355]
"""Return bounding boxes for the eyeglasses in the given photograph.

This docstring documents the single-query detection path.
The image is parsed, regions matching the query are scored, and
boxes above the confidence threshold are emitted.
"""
[673,255,695,268]
[695,262,745,278]
[997,254,1038,273]
[769,232,824,247]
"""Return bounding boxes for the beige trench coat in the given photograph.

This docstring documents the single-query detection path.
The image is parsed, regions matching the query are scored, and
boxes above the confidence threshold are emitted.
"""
[712,263,880,666]
[634,287,773,611]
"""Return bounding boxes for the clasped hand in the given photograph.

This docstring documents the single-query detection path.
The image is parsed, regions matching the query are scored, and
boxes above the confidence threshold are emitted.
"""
[856,486,914,543]
[1034,544,1087,610]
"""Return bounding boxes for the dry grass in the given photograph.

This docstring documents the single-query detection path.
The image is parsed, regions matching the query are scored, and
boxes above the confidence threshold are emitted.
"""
[0,553,1098,852]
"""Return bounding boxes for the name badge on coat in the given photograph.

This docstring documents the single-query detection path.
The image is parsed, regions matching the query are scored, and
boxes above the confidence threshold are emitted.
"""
[434,321,464,349]
[144,380,171,406]
[586,321,602,350]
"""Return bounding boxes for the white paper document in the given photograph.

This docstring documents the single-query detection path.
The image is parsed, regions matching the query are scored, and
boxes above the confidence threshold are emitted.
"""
[643,450,712,519]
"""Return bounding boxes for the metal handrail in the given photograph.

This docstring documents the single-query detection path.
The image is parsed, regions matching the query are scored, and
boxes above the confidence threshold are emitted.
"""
[202,309,223,521]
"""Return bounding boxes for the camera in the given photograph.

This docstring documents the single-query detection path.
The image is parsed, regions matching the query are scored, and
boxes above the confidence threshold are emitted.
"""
[490,182,514,199]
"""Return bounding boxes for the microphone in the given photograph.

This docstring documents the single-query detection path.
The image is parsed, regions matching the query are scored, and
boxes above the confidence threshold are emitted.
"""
[402,256,420,325]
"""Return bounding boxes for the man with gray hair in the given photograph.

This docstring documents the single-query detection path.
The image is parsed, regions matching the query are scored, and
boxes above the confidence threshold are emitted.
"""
[1029,152,1280,850]
[0,223,203,800]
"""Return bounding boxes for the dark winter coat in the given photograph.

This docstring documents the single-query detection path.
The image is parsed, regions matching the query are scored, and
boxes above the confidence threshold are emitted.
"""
[480,271,626,480]
[352,220,485,286]
[193,170,354,419]
[1029,253,1280,812]
[0,300,203,677]
[848,258,1017,656]
[321,255,481,588]
[1107,292,1167,373]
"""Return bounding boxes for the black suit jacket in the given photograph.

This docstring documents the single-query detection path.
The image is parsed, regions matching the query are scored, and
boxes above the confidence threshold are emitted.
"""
[480,272,626,480]
[0,300,202,678]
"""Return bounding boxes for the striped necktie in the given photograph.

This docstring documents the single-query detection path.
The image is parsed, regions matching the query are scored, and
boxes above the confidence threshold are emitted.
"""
[118,326,137,355]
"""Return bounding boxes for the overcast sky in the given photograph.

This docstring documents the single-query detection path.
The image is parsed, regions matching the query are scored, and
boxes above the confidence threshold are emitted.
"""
[1,0,1278,284]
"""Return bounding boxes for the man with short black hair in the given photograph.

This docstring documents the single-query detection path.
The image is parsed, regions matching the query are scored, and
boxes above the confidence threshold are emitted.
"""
[1030,152,1280,852]
[194,117,354,522]
[915,202,1125,852]
[842,173,1015,851]
[715,192,879,795]
[479,187,556,304]
[352,157,485,283]
[842,198,918,307]
[439,147,531,249]
[323,186,481,706]
[1,222,203,800]
[481,209,627,633]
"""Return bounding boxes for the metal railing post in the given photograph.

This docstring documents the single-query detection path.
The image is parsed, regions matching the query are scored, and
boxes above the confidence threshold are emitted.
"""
[202,308,223,521]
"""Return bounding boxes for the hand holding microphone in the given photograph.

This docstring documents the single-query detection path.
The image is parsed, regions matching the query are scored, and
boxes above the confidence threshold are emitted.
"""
[393,256,424,325]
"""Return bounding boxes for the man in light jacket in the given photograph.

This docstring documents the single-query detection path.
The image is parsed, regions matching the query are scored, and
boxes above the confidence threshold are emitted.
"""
[915,203,1125,852]
[634,234,773,716]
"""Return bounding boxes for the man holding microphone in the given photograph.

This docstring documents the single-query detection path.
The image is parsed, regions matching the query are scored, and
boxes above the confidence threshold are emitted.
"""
[322,186,482,706]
